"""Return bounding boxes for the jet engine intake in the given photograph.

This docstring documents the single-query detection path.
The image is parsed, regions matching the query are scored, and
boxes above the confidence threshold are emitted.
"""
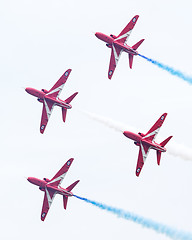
[37,98,43,102]
[41,89,49,94]
[138,132,145,137]
[106,43,111,48]
[43,178,50,182]
[134,141,139,146]
[110,34,117,39]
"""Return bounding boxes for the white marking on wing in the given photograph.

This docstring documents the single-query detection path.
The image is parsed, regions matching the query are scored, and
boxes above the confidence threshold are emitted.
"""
[112,44,122,66]
[46,84,65,99]
[48,172,67,186]
[44,99,54,120]
[115,30,132,43]
[45,187,56,208]
[140,143,151,163]
[142,127,160,142]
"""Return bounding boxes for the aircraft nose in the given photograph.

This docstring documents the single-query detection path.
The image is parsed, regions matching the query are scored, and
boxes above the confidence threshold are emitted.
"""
[27,177,32,183]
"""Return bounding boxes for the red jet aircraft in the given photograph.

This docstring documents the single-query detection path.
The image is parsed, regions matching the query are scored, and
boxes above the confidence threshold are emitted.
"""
[123,113,172,177]
[95,15,144,79]
[27,158,79,221]
[25,69,78,134]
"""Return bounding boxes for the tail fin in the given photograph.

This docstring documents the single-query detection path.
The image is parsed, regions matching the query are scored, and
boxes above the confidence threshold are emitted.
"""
[62,92,78,122]
[129,54,134,69]
[160,136,173,147]
[65,92,78,104]
[63,180,80,210]
[62,108,67,122]
[66,180,80,192]
[132,39,145,50]
[128,39,144,69]
[157,136,172,165]
[156,151,161,165]
[63,196,68,210]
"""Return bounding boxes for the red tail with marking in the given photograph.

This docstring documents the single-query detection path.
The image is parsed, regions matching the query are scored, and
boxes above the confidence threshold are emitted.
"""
[160,136,173,147]
[62,92,78,122]
[63,196,68,210]
[129,54,134,69]
[63,180,80,210]
[132,39,145,50]
[157,136,172,165]
[65,92,78,104]
[62,108,67,122]
[129,39,144,69]
[157,151,161,165]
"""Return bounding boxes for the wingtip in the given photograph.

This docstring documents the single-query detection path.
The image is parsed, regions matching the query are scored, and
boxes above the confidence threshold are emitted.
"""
[136,168,141,177]
[63,69,72,77]
[108,75,112,80]
[132,15,139,21]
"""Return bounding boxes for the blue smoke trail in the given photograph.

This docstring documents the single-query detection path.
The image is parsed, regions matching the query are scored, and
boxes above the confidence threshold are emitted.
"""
[138,54,192,84]
[74,194,192,240]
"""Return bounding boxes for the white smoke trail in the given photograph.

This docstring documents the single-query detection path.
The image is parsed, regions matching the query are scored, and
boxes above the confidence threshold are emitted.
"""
[82,110,192,161]
[166,142,192,161]
[81,110,138,133]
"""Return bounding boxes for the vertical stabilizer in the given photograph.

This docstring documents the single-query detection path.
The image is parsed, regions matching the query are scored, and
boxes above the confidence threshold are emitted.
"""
[160,136,173,147]
[66,180,80,192]
[62,108,67,122]
[65,92,78,104]
[156,151,161,165]
[129,54,134,69]
[63,180,80,210]
[129,39,144,69]
[63,196,68,210]
[157,136,172,165]
[132,39,145,50]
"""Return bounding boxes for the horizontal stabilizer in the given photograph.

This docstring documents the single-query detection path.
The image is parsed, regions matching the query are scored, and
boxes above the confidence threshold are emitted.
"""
[63,196,68,210]
[66,180,80,192]
[129,54,134,69]
[157,151,161,165]
[65,92,78,104]
[63,180,80,210]
[132,39,144,50]
[160,136,173,147]
[62,108,67,122]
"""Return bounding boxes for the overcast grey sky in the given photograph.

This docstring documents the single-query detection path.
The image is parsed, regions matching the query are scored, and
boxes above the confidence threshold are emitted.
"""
[1,0,192,239]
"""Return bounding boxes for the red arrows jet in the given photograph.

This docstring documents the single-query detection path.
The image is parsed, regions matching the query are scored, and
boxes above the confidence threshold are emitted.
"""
[25,69,78,134]
[95,15,144,79]
[27,158,79,221]
[123,113,172,177]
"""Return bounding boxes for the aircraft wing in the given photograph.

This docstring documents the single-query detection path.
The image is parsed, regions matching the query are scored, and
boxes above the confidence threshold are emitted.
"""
[108,44,122,79]
[46,69,72,99]
[142,113,167,142]
[115,15,139,44]
[40,100,55,134]
[136,143,150,177]
[41,187,56,221]
[47,158,74,187]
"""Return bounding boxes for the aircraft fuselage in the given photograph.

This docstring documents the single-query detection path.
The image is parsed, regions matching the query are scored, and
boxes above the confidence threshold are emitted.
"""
[25,87,72,109]
[27,177,73,196]
[95,32,138,55]
[123,131,166,152]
